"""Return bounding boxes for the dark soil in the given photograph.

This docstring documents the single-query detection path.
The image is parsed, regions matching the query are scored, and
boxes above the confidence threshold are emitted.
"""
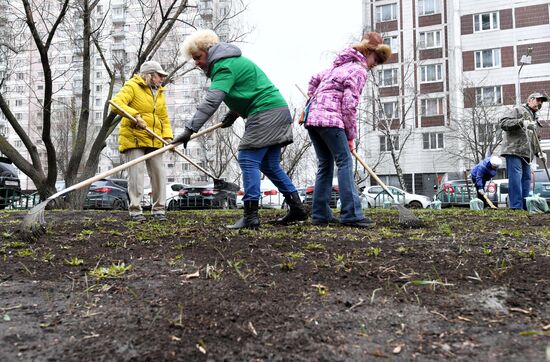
[1,208,549,361]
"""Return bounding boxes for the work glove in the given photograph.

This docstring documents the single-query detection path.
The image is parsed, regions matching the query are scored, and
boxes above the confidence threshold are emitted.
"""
[347,139,355,152]
[523,119,536,130]
[538,152,547,163]
[221,111,239,128]
[171,127,194,148]
[134,114,147,129]
[477,189,485,196]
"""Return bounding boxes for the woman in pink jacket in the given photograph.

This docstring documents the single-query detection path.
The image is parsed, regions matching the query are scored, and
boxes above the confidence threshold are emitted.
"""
[306,32,391,227]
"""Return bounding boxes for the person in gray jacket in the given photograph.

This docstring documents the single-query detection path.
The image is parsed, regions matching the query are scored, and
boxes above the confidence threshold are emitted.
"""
[499,92,547,210]
[172,29,307,229]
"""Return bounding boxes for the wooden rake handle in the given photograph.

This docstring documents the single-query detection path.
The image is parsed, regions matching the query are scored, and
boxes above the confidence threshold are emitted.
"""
[482,193,498,209]
[109,100,219,180]
[352,150,396,203]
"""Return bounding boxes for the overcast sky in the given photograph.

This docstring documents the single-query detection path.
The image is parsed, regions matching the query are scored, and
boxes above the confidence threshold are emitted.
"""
[239,0,364,105]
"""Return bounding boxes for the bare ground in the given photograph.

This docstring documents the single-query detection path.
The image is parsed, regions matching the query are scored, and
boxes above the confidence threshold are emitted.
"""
[1,208,549,361]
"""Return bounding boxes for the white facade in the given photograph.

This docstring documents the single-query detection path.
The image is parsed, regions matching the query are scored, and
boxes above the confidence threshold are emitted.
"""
[361,0,550,196]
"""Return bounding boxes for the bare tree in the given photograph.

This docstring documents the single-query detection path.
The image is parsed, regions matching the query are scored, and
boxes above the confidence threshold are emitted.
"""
[0,0,248,208]
[357,59,418,191]
[445,80,504,167]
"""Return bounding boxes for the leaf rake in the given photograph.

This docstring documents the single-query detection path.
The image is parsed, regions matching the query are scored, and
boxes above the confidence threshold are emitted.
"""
[19,122,223,241]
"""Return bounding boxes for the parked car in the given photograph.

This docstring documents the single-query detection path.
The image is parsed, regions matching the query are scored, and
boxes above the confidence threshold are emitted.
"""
[0,157,22,209]
[486,179,509,207]
[303,180,340,208]
[84,178,129,210]
[533,169,550,206]
[168,182,237,210]
[336,192,370,210]
[363,185,431,208]
[142,182,188,210]
[435,179,476,207]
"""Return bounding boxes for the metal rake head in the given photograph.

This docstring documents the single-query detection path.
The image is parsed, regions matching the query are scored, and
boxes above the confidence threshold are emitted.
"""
[18,200,49,242]
[393,204,425,229]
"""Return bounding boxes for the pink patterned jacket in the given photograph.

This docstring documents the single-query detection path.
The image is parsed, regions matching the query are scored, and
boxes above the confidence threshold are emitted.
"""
[306,48,368,141]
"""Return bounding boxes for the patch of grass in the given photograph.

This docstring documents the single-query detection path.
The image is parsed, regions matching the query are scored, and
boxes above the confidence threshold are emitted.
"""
[17,248,34,257]
[365,246,381,257]
[378,227,401,239]
[89,262,132,279]
[41,251,55,263]
[64,257,84,266]
[482,243,493,256]
[205,263,223,280]
[395,245,413,254]
[282,251,304,260]
[5,240,27,249]
[515,246,535,260]
[498,229,523,238]
[174,240,198,250]
[279,260,297,271]
[303,242,326,251]
[76,229,94,241]
[438,223,453,236]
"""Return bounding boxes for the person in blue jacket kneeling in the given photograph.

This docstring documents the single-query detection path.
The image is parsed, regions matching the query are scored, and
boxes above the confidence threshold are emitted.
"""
[471,156,502,208]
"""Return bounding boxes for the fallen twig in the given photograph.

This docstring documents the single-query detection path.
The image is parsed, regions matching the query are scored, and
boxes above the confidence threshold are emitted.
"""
[346,298,365,312]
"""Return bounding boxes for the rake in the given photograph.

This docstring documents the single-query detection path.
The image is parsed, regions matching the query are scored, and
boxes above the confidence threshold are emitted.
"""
[109,101,239,192]
[352,150,424,228]
[19,122,223,242]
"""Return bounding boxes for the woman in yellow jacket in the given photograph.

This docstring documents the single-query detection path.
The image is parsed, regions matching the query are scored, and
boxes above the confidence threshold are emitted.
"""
[111,61,173,222]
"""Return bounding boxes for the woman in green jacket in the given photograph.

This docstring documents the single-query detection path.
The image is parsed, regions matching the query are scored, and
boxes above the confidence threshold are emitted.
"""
[172,29,307,229]
[111,61,173,222]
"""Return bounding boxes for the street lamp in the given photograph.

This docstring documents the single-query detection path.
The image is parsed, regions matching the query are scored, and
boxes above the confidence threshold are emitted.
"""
[516,48,532,105]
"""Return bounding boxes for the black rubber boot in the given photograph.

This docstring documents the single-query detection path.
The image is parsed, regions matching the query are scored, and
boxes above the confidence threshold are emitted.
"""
[276,191,308,224]
[227,200,260,230]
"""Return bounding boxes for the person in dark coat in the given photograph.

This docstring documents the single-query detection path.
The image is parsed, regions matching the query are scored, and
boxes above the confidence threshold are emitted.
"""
[172,29,307,229]
[500,92,547,210]
[471,156,502,208]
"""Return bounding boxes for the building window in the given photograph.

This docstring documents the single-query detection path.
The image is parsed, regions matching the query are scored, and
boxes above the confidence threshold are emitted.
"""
[473,12,499,32]
[420,64,442,82]
[383,36,399,54]
[95,85,102,92]
[379,135,400,152]
[421,98,444,116]
[379,101,400,120]
[15,113,23,121]
[17,73,24,80]
[474,49,501,69]
[418,0,440,16]
[15,99,23,107]
[378,68,398,87]
[15,140,23,148]
[96,71,101,78]
[95,111,102,120]
[475,86,502,105]
[376,3,397,22]
[418,30,441,49]
[423,132,444,149]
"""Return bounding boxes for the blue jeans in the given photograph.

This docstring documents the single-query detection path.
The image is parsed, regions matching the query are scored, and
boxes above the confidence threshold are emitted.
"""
[239,145,296,202]
[307,127,365,223]
[505,155,531,210]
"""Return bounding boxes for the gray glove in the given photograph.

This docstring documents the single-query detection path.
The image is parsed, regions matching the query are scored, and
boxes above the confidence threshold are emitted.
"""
[538,152,547,163]
[221,111,239,128]
[523,120,536,130]
[171,127,194,148]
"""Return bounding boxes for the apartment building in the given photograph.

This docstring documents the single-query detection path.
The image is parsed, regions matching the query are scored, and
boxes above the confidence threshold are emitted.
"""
[361,0,550,197]
[0,0,237,191]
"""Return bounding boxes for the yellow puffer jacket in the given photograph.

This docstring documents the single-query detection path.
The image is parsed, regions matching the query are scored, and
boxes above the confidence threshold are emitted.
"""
[111,74,173,153]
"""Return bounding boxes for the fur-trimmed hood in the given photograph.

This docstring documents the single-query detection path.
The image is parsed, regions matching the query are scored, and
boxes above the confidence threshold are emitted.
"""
[333,48,367,68]
[206,43,242,77]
